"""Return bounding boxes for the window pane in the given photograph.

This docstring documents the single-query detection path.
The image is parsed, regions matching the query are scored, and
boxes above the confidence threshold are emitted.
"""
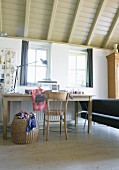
[77,54,87,69]
[68,70,76,86]
[77,70,86,86]
[28,49,35,64]
[68,50,87,87]
[36,67,46,82]
[37,50,47,66]
[68,55,76,69]
[27,66,35,83]
[27,44,50,84]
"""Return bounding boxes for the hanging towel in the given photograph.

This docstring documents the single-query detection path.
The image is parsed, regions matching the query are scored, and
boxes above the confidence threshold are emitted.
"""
[32,88,47,111]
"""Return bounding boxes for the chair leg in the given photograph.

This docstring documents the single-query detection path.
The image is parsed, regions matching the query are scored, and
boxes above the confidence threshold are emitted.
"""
[46,116,49,141]
[64,118,68,140]
[43,114,45,135]
[60,116,62,134]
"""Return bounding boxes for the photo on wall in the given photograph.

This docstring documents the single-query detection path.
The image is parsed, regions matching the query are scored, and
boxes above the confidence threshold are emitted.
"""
[0,48,16,93]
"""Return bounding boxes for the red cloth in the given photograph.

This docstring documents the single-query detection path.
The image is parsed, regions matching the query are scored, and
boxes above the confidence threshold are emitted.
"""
[32,88,47,111]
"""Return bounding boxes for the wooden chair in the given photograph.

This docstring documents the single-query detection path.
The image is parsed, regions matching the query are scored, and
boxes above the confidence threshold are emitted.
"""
[43,91,69,141]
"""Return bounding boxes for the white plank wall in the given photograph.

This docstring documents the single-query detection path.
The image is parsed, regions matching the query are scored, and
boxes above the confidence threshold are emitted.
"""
[8,101,75,125]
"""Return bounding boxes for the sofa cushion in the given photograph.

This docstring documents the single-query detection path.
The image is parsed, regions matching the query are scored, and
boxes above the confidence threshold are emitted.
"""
[92,99,119,117]
[81,112,119,129]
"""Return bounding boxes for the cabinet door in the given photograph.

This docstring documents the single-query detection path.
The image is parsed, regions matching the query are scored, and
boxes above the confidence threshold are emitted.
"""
[116,61,119,98]
[107,58,115,98]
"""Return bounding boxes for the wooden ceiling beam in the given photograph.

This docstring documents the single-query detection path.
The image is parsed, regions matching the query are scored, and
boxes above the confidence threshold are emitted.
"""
[86,0,108,46]
[0,0,2,32]
[24,0,31,37]
[47,0,59,40]
[7,36,109,50]
[103,8,119,48]
[68,0,83,43]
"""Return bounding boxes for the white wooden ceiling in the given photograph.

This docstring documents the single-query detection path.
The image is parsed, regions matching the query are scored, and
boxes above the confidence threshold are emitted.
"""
[0,0,119,49]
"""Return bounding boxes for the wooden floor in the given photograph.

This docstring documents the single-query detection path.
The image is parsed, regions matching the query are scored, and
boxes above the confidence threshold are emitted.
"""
[0,119,119,170]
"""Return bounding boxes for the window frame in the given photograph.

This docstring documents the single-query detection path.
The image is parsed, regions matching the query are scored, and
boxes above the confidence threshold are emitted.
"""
[27,43,51,85]
[68,49,88,88]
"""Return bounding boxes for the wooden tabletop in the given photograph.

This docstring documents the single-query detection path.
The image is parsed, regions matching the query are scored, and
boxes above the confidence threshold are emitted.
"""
[2,93,94,97]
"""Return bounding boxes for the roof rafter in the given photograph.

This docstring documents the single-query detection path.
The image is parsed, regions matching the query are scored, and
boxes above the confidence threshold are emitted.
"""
[103,8,119,48]
[0,0,2,32]
[24,0,31,37]
[47,0,59,40]
[68,0,83,43]
[86,0,108,46]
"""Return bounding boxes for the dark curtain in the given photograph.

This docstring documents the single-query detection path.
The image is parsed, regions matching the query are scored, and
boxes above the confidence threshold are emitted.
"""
[20,40,29,85]
[86,48,93,87]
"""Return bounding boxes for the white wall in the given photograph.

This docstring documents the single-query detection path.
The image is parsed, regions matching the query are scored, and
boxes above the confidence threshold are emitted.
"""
[0,37,22,63]
[93,48,111,98]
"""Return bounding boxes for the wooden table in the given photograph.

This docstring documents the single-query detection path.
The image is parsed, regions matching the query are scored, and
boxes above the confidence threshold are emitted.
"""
[2,93,93,140]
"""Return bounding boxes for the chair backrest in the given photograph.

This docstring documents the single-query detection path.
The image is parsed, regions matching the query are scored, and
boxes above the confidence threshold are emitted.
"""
[45,91,69,114]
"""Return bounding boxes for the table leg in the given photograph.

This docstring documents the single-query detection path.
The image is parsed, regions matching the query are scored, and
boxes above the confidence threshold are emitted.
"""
[8,102,10,122]
[3,99,8,140]
[74,101,78,127]
[88,97,92,133]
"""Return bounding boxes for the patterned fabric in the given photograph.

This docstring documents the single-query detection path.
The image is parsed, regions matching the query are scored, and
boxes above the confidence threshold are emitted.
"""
[26,116,36,134]
[32,88,47,111]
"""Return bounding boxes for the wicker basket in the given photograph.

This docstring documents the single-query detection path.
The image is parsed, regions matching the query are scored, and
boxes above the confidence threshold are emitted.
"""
[11,118,39,144]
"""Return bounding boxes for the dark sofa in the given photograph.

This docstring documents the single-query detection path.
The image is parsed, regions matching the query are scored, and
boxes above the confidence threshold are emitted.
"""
[80,99,119,129]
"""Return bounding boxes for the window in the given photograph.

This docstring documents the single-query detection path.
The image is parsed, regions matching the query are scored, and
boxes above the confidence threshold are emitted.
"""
[27,45,50,84]
[68,50,87,87]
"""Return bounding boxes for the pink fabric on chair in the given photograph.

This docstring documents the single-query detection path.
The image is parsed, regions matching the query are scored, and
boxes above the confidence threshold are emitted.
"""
[32,88,47,111]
